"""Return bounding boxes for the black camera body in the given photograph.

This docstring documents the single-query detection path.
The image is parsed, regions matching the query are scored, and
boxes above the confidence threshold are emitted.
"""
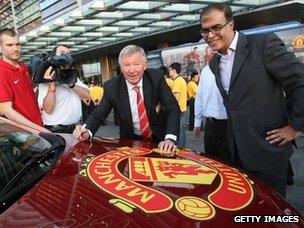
[31,52,78,85]
[52,68,78,85]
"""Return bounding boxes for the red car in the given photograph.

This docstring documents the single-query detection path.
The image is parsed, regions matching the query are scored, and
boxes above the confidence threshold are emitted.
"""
[0,117,303,227]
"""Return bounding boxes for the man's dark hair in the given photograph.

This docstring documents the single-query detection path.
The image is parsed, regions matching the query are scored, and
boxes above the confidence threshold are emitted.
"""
[190,71,198,79]
[0,28,17,42]
[53,44,69,53]
[159,65,169,77]
[92,80,100,86]
[169,62,181,74]
[200,3,233,22]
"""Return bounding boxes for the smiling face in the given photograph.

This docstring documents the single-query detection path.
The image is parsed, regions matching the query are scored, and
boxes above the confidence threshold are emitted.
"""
[201,9,235,54]
[0,34,21,65]
[120,52,147,85]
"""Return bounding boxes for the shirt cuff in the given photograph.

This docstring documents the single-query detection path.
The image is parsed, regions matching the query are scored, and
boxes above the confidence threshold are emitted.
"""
[88,129,93,140]
[165,134,177,142]
[194,117,202,127]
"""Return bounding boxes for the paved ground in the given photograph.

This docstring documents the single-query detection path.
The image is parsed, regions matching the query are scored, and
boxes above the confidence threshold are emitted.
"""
[94,112,304,215]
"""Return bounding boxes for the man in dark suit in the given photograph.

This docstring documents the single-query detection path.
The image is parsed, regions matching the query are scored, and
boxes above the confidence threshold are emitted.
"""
[74,45,180,152]
[200,3,304,196]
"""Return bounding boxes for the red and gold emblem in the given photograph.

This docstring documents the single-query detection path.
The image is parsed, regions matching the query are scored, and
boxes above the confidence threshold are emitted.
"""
[292,35,304,49]
[129,157,217,184]
[175,196,216,221]
[81,147,254,221]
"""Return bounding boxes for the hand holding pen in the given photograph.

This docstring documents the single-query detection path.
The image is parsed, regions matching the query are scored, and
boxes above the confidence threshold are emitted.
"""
[73,124,90,141]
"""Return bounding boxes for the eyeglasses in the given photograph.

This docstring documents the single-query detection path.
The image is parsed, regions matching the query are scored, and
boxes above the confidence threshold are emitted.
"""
[200,20,231,36]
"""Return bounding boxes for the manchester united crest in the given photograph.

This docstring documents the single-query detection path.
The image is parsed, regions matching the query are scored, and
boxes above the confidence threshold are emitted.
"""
[292,35,304,49]
[129,157,218,184]
[81,147,254,221]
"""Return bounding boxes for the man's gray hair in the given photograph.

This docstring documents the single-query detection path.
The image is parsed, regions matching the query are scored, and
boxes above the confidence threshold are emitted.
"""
[118,45,147,65]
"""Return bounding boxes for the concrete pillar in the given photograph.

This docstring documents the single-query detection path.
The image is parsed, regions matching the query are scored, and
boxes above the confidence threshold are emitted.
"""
[100,55,112,83]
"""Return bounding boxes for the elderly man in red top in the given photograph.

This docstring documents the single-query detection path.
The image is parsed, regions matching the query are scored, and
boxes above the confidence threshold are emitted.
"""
[0,28,47,132]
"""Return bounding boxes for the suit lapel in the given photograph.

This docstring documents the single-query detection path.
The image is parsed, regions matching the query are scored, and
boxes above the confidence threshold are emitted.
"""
[118,77,133,130]
[229,32,249,88]
[142,72,152,117]
[209,54,226,97]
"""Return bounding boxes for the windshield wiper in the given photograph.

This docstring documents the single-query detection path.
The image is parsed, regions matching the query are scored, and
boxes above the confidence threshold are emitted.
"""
[0,142,64,200]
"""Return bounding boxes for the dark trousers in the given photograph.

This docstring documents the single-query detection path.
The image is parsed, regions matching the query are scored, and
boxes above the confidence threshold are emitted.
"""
[188,98,195,131]
[204,118,231,163]
[250,164,287,197]
[287,160,294,180]
[231,138,288,197]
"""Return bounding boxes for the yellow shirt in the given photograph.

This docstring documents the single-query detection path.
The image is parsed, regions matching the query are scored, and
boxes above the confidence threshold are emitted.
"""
[187,81,198,99]
[165,77,174,89]
[90,86,104,102]
[172,76,187,112]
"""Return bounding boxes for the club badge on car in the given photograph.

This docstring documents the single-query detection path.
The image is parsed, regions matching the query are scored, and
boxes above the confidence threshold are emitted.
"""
[80,147,254,221]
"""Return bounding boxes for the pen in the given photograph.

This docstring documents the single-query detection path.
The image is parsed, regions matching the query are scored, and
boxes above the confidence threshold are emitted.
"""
[81,124,86,131]
[78,124,86,137]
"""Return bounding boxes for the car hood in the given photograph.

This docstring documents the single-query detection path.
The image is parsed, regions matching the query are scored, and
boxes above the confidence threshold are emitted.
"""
[0,136,303,227]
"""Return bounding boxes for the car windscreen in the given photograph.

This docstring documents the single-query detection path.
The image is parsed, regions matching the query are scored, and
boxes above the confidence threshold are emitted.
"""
[0,122,65,211]
[0,130,51,190]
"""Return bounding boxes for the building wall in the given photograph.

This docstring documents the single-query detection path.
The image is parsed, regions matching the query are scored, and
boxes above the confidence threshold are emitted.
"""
[0,0,42,34]
[39,0,94,23]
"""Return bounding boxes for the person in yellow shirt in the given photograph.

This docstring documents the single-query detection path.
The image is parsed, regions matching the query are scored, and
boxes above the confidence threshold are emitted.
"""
[187,71,199,131]
[90,80,104,106]
[169,62,187,148]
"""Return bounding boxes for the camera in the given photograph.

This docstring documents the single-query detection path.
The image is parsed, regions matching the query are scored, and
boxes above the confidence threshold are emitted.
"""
[31,52,78,86]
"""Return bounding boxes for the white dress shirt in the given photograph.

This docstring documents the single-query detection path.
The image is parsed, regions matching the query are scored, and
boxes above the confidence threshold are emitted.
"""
[219,31,239,93]
[194,65,227,128]
[125,79,177,142]
[126,79,143,135]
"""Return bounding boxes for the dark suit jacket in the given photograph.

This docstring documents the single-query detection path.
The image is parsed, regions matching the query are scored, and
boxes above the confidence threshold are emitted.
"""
[85,68,180,142]
[209,32,304,172]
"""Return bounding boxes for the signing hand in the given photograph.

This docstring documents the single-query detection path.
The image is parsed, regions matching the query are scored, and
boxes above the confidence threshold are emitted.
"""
[266,124,302,146]
[73,124,90,141]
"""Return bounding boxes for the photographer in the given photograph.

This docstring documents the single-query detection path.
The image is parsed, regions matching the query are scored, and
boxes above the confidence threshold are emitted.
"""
[37,45,90,133]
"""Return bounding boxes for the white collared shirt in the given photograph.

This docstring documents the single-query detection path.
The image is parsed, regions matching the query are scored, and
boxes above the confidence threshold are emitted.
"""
[125,79,143,135]
[38,78,88,125]
[194,65,227,127]
[218,31,239,93]
[125,79,177,142]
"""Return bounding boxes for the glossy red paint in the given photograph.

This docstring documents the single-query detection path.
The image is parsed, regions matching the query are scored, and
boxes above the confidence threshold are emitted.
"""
[0,135,303,227]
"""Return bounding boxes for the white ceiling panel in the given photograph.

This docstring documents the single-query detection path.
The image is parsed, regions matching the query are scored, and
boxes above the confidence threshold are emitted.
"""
[19,0,299,62]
